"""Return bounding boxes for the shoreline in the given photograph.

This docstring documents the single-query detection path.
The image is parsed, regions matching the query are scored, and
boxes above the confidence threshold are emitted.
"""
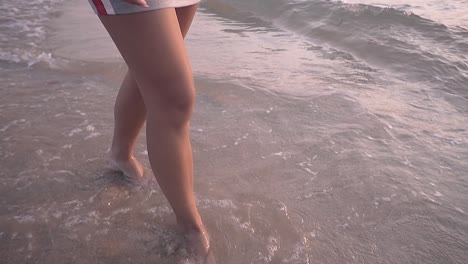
[1,0,467,263]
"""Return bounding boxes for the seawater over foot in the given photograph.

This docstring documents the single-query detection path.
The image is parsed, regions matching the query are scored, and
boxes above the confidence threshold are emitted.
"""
[178,225,216,264]
[107,154,145,183]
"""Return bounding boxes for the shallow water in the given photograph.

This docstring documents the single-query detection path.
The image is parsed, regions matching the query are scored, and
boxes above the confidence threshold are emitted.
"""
[1,0,467,263]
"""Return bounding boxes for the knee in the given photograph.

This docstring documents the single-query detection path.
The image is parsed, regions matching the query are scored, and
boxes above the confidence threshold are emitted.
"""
[144,76,195,128]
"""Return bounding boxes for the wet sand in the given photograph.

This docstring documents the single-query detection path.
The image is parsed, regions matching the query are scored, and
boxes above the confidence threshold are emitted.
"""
[1,0,467,263]
[2,63,467,263]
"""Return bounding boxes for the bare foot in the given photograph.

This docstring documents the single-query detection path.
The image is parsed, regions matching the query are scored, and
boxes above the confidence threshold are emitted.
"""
[178,225,216,264]
[108,154,144,182]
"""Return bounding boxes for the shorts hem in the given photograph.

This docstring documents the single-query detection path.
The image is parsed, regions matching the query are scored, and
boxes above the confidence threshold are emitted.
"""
[88,0,201,16]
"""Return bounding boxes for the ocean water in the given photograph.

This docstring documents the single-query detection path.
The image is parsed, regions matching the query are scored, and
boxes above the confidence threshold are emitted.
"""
[1,0,467,263]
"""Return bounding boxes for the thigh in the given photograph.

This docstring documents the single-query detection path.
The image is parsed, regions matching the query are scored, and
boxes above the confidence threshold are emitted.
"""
[121,4,199,102]
[175,4,199,38]
[99,8,194,105]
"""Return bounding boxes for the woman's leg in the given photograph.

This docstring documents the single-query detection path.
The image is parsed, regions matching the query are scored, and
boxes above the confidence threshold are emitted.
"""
[109,71,146,180]
[109,5,199,181]
[99,4,210,258]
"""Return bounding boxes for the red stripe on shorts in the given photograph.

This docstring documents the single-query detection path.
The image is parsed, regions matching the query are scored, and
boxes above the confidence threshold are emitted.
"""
[92,0,108,15]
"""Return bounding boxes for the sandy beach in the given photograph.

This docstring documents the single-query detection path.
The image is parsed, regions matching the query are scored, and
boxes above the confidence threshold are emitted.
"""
[1,0,467,263]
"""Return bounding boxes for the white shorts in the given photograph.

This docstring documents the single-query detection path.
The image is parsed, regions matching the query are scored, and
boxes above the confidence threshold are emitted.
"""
[88,0,201,15]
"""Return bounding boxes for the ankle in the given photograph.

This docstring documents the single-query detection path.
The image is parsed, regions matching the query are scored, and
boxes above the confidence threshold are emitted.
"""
[176,215,205,233]
[110,146,132,161]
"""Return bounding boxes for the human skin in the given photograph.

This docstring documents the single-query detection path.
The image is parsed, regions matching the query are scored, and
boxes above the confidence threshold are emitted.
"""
[99,3,214,262]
